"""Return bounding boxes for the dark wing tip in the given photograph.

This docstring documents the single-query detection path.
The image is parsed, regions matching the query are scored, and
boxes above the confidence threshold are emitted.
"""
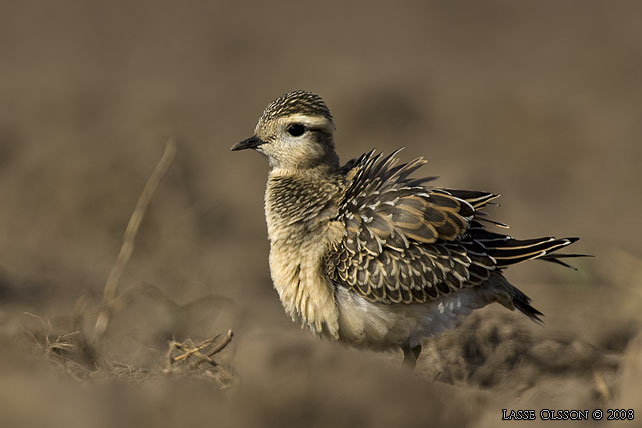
[564,237,581,244]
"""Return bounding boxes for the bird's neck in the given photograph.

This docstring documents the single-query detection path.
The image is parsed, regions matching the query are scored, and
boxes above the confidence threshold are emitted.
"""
[264,169,341,238]
[269,150,340,176]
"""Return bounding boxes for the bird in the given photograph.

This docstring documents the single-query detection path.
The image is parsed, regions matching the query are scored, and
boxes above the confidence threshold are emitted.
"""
[231,90,583,368]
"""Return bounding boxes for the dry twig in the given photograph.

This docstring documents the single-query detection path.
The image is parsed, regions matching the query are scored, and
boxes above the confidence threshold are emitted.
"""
[165,329,233,372]
[24,312,80,356]
[93,139,177,343]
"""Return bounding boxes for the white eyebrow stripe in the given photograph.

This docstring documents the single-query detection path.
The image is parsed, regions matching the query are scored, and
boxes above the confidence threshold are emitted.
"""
[285,114,334,130]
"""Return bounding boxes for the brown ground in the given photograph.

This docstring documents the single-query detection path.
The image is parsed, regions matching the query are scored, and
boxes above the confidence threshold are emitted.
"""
[1,1,641,427]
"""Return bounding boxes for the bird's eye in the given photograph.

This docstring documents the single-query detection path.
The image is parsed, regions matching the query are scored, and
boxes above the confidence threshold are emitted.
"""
[286,124,306,137]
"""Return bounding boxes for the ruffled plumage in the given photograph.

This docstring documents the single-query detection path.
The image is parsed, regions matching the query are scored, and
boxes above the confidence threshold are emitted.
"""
[324,150,579,321]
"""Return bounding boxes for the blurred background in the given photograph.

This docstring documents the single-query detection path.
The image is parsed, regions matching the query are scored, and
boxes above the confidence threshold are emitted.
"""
[1,1,641,427]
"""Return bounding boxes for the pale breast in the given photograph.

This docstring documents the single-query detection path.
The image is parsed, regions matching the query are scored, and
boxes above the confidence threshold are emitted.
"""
[265,172,345,338]
[269,237,341,338]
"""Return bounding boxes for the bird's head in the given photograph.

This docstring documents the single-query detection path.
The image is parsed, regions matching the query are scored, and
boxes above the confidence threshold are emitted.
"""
[232,90,339,172]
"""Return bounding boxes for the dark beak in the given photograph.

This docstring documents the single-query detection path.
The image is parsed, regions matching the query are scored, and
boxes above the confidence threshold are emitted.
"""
[231,136,264,151]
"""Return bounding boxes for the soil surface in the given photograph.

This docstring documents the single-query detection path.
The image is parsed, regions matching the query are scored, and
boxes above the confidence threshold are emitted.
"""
[1,1,641,427]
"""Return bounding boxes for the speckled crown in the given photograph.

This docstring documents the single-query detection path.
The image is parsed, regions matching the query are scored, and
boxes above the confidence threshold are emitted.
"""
[258,90,334,127]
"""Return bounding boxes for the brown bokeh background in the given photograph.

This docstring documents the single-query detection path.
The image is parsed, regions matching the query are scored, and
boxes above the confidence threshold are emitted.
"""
[1,1,641,427]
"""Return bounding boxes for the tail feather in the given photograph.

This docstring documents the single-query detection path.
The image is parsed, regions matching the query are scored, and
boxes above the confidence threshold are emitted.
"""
[539,253,592,270]
[474,234,583,268]
[482,238,588,323]
[509,283,543,323]
[488,273,544,323]
[490,238,575,264]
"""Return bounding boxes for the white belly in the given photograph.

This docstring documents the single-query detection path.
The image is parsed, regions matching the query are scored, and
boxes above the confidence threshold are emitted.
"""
[334,287,491,349]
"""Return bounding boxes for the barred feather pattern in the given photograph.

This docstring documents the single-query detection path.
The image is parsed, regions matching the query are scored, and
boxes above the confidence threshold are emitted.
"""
[323,150,578,310]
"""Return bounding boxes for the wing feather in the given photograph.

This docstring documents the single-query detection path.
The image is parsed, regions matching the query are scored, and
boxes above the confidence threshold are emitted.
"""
[324,150,582,305]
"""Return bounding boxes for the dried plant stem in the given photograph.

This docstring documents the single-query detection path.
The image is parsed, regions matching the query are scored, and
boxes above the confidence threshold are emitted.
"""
[206,329,234,358]
[165,330,234,372]
[93,140,177,342]
[188,329,234,369]
[172,337,216,363]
